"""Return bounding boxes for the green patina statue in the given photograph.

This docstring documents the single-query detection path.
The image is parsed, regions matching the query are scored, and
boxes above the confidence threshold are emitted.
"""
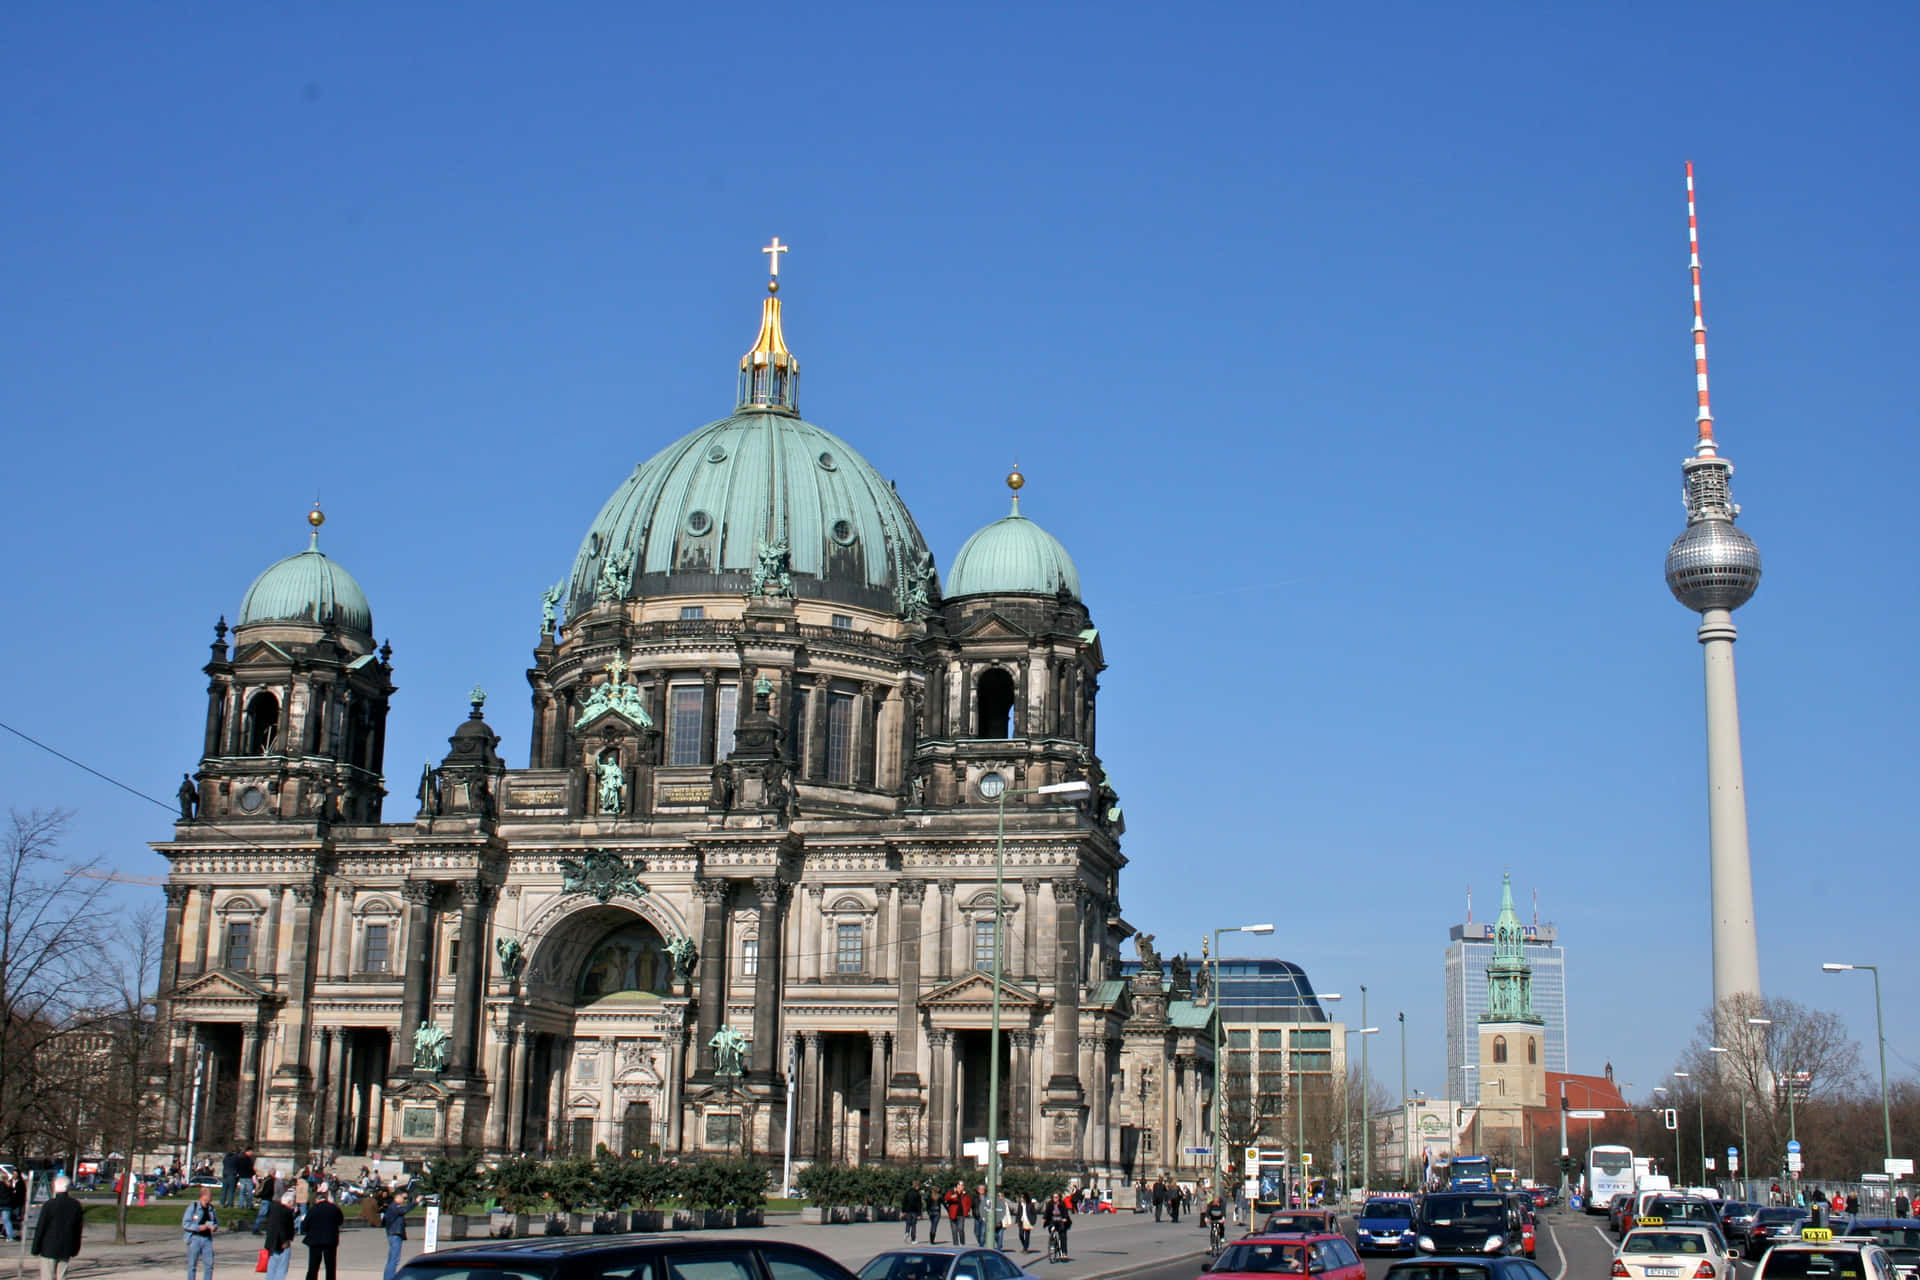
[560,850,648,904]
[412,1023,451,1073]
[710,1024,750,1079]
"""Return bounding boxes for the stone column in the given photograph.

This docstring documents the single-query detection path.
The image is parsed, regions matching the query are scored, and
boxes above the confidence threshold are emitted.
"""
[599,1038,618,1153]
[162,1021,191,1141]
[868,1031,890,1158]
[803,885,824,982]
[311,1027,335,1146]
[488,1025,514,1149]
[1047,878,1084,1095]
[701,667,719,763]
[694,879,730,1075]
[397,881,436,1066]
[1015,657,1030,738]
[807,678,830,782]
[800,1031,823,1158]
[927,1028,954,1159]
[327,885,355,979]
[1020,878,1040,980]
[507,1030,530,1151]
[329,1030,352,1147]
[749,877,788,1080]
[936,881,955,981]
[855,682,879,788]
[194,886,215,973]
[874,885,893,983]
[161,884,189,993]
[1009,1029,1035,1150]
[236,1021,263,1142]
[891,881,926,1087]
[546,1036,571,1153]
[261,886,285,976]
[664,1028,686,1151]
[451,882,488,1077]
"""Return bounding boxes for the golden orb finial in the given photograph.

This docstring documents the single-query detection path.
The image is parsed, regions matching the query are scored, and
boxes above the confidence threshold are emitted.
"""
[1007,466,1025,492]
[308,502,326,530]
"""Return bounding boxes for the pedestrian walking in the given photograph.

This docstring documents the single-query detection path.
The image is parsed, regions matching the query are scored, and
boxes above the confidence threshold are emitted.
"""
[900,1181,924,1242]
[263,1192,297,1280]
[238,1152,258,1210]
[1846,1193,1860,1217]
[1895,1192,1911,1219]
[0,1169,17,1241]
[1169,1183,1181,1224]
[220,1150,242,1208]
[1151,1178,1165,1222]
[1017,1195,1035,1253]
[943,1184,963,1245]
[32,1176,84,1280]
[182,1187,218,1280]
[253,1170,278,1234]
[300,1187,344,1280]
[380,1190,409,1280]
[925,1188,941,1244]
[972,1184,987,1246]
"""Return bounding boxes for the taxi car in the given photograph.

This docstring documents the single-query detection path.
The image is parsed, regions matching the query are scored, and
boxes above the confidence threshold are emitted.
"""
[1202,1233,1365,1280]
[1830,1221,1920,1280]
[1753,1227,1900,1280]
[1611,1223,1739,1280]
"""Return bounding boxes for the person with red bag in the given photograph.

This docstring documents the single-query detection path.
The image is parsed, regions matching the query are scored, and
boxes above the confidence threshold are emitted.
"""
[261,1191,296,1280]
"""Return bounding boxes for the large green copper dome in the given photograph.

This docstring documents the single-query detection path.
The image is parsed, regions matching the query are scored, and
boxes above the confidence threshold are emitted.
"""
[238,544,374,636]
[945,493,1081,600]
[568,411,937,616]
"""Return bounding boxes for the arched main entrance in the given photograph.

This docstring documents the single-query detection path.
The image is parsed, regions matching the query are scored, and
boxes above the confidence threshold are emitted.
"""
[516,903,690,1157]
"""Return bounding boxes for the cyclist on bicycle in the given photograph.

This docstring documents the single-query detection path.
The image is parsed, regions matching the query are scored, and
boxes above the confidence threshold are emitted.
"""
[1202,1196,1228,1252]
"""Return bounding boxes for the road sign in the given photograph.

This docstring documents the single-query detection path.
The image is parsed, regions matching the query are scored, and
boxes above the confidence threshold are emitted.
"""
[1788,1154,1803,1172]
[1302,1153,1313,1166]
[1185,1146,1213,1156]
[1863,1174,1890,1184]
[1730,1155,1740,1172]
[1787,1140,1802,1153]
[1705,1159,1716,1171]
[1569,1109,1607,1120]
[1887,1158,1915,1176]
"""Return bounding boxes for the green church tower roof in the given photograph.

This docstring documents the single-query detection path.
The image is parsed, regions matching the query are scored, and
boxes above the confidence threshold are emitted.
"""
[236,506,374,636]
[1481,873,1542,1025]
[944,469,1082,601]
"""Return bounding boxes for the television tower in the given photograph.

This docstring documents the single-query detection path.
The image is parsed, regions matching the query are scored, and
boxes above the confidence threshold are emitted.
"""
[1663,163,1764,1013]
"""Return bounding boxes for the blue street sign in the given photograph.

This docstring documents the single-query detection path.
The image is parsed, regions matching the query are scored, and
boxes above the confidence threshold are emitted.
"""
[1185,1146,1213,1156]
[1729,1147,1739,1156]
[1787,1140,1802,1153]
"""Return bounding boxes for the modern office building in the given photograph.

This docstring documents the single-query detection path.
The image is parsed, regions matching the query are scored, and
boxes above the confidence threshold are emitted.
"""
[1444,908,1565,1106]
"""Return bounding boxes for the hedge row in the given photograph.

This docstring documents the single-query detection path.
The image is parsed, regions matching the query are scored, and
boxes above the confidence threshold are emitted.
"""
[419,1152,768,1216]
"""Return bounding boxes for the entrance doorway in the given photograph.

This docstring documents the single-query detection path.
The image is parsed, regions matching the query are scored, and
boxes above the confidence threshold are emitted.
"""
[954,1028,1011,1146]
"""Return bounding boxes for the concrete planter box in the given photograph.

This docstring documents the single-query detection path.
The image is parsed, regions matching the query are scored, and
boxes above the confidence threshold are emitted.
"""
[566,1211,595,1234]
[440,1214,471,1240]
[734,1209,764,1228]
[672,1209,701,1231]
[490,1212,532,1238]
[702,1209,735,1229]
[799,1207,827,1225]
[630,1209,665,1232]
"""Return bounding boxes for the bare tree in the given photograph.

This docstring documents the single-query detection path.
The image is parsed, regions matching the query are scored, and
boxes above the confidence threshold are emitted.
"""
[0,810,115,1159]
[69,907,167,1243]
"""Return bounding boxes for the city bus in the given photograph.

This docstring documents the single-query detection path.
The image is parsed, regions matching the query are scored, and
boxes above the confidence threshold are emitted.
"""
[1585,1145,1636,1212]
[1494,1167,1519,1191]
[1448,1155,1494,1188]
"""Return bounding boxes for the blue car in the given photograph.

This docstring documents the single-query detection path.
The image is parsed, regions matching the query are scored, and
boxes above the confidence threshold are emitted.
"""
[1356,1196,1418,1254]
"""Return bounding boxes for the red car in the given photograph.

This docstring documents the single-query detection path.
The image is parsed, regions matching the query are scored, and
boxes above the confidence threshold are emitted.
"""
[1205,1233,1366,1280]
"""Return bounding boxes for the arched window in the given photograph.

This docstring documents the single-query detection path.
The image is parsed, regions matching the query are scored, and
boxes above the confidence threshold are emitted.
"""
[1527,1037,1538,1065]
[975,668,1015,739]
[243,691,281,755]
[1492,1035,1508,1064]
[577,920,671,1001]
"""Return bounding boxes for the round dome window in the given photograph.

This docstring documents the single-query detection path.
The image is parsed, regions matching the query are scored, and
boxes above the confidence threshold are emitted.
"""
[830,518,856,546]
[817,451,837,471]
[686,510,714,536]
[706,444,728,463]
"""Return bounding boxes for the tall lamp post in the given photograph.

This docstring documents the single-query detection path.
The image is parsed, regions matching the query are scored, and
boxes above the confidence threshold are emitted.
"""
[1208,923,1276,1197]
[1349,1021,1380,1196]
[1823,963,1892,1165]
[1398,1012,1409,1191]
[1673,1071,1705,1185]
[978,773,1091,1253]
[1707,1045,1738,1191]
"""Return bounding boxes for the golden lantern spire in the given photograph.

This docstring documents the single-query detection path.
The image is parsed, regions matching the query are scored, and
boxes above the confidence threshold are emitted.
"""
[739,237,799,413]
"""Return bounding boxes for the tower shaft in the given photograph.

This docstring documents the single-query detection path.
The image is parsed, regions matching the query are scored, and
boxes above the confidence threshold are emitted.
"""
[1699,608,1761,1008]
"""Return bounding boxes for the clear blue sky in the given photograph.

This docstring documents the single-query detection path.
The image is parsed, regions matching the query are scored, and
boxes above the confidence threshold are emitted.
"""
[5,2,1916,1109]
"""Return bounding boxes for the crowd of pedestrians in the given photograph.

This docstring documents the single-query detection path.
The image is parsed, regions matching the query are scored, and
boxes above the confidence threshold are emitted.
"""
[896,1180,1089,1261]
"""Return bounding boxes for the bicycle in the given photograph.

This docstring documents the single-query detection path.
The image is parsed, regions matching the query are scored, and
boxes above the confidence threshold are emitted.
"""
[1207,1218,1227,1257]
[1046,1222,1067,1263]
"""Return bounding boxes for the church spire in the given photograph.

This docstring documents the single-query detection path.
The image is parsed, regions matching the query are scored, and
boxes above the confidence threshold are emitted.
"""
[1482,873,1542,1024]
[738,237,800,414]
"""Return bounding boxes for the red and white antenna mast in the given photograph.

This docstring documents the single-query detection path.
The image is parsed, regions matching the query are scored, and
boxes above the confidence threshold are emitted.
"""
[1687,160,1717,457]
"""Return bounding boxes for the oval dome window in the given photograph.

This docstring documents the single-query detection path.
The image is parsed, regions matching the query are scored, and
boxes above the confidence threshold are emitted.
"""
[817,451,837,471]
[830,518,856,545]
[706,444,728,463]
[686,510,714,536]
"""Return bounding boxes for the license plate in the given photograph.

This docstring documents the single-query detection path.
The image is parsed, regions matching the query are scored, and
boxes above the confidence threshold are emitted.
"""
[1645,1268,1680,1276]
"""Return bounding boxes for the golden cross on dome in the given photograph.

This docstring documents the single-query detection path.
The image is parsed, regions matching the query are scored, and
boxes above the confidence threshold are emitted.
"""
[762,237,789,280]
[606,652,629,686]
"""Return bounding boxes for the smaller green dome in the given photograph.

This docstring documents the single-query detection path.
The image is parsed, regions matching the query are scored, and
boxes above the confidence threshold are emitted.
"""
[946,496,1081,600]
[238,545,373,635]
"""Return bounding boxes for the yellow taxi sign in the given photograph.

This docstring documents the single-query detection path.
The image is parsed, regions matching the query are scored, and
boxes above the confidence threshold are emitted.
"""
[1802,1228,1834,1242]
[1637,1216,1667,1227]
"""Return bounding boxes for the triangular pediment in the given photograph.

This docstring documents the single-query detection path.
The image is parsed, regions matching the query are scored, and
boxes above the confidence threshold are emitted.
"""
[171,968,268,1001]
[957,611,1030,640]
[921,971,1045,1009]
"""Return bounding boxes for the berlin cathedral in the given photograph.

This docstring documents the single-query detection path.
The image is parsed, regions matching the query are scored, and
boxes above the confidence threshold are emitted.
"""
[154,245,1214,1179]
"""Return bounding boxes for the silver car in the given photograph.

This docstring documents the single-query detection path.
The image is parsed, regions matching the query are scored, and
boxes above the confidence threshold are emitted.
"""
[858,1247,1045,1280]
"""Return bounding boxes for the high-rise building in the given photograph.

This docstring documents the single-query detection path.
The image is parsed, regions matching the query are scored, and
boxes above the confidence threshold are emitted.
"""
[1444,904,1565,1106]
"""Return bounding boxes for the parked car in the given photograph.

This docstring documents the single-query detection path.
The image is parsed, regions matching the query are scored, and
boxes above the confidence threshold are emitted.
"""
[398,1237,861,1280]
[859,1247,1042,1280]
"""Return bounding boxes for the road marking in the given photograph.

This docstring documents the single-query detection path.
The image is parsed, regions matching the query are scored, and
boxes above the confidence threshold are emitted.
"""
[1594,1225,1616,1249]
[1546,1223,1570,1280]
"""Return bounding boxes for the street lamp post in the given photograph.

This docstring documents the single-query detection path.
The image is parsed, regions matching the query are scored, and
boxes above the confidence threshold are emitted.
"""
[1349,1022,1379,1196]
[978,773,1091,1254]
[1708,1045,1734,1191]
[1673,1071,1707,1186]
[1208,922,1275,1198]
[1399,1012,1409,1191]
[1823,963,1893,1165]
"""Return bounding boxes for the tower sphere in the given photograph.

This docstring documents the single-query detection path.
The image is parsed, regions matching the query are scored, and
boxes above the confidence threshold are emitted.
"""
[1665,518,1762,612]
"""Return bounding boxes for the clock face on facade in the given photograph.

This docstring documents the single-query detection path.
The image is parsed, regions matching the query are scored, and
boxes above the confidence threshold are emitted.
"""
[238,786,265,813]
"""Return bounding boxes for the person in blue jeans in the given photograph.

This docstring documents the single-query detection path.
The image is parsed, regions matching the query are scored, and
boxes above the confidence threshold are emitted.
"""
[380,1190,410,1280]
[183,1187,218,1280]
[262,1192,297,1280]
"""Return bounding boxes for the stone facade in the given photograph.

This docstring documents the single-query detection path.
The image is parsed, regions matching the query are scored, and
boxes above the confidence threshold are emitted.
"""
[152,263,1208,1175]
